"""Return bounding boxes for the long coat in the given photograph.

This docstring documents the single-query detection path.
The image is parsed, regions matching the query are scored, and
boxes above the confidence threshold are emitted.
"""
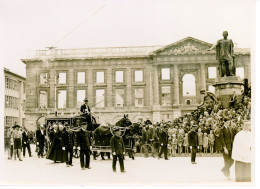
[61,130,75,150]
[22,131,31,146]
[76,129,91,152]
[159,130,168,146]
[110,135,125,156]
[220,126,234,151]
[46,130,66,162]
[188,131,198,147]
[36,129,45,148]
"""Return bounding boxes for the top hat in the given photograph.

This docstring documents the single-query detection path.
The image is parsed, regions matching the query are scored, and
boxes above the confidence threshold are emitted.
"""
[83,98,88,102]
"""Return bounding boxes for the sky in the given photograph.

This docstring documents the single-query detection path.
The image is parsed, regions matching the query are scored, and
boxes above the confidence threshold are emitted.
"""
[0,0,256,77]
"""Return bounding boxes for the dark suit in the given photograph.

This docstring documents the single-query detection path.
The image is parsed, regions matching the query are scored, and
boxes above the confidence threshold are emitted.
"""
[22,131,32,157]
[80,104,91,114]
[76,129,91,169]
[158,129,168,160]
[36,129,45,157]
[188,130,198,163]
[62,130,75,165]
[110,135,125,172]
[220,126,234,177]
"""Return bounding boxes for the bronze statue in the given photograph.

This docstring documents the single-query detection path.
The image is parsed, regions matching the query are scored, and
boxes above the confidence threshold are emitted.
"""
[209,31,235,77]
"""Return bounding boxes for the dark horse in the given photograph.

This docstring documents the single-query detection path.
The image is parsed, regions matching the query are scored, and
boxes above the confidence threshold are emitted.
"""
[92,114,142,160]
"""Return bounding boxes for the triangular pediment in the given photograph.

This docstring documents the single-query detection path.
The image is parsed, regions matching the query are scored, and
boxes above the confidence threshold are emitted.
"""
[150,37,213,55]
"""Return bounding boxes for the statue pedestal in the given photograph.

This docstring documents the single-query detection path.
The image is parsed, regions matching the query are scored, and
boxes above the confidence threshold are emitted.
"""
[213,76,243,108]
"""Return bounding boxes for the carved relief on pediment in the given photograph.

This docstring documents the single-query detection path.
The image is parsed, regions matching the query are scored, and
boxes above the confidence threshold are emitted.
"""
[159,39,211,55]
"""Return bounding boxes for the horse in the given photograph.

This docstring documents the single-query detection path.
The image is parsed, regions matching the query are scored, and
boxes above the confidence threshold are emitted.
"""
[92,114,142,160]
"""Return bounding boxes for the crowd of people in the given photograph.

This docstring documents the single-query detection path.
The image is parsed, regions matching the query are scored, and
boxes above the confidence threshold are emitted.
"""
[4,90,252,181]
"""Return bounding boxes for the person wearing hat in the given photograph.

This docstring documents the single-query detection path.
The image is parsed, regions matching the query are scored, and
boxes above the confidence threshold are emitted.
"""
[80,98,91,114]
[158,125,169,160]
[22,127,32,157]
[110,129,126,173]
[36,124,46,158]
[11,124,23,161]
[188,124,199,164]
[62,124,76,167]
[76,122,92,170]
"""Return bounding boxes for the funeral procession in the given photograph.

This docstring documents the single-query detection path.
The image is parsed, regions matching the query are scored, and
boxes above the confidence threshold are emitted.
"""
[2,1,254,184]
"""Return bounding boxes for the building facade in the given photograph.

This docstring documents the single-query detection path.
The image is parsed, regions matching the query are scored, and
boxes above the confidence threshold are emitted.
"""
[4,68,26,128]
[21,37,251,130]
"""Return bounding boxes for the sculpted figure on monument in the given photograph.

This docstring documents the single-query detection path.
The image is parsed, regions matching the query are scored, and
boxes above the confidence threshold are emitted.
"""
[209,31,235,77]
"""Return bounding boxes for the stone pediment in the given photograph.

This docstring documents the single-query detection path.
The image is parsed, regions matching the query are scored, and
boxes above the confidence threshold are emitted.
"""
[150,37,213,55]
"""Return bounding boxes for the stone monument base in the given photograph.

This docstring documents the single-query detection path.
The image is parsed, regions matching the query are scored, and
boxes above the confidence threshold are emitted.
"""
[213,76,244,109]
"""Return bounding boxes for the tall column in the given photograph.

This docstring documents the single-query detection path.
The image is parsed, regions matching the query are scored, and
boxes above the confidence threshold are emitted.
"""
[149,65,154,107]
[49,69,55,109]
[126,67,132,107]
[153,65,159,105]
[68,69,74,108]
[87,69,93,106]
[106,67,112,107]
[200,63,206,91]
[173,64,180,105]
[200,63,207,104]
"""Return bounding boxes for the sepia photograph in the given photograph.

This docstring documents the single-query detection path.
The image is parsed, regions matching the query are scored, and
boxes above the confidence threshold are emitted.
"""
[0,0,257,187]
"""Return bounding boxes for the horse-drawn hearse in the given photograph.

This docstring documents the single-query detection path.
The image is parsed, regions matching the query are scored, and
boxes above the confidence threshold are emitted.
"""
[38,113,143,159]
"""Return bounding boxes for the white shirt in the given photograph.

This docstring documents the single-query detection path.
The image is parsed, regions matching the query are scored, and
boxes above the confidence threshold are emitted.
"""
[232,130,252,163]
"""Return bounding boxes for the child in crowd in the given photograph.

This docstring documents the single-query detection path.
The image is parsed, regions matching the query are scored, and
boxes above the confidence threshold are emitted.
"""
[177,132,184,154]
[203,133,208,153]
[183,133,189,153]
[198,128,203,153]
[208,130,215,154]
[172,134,177,157]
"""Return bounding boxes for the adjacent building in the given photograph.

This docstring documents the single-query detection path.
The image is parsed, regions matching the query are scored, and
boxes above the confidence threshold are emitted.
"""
[4,68,26,128]
[21,37,251,130]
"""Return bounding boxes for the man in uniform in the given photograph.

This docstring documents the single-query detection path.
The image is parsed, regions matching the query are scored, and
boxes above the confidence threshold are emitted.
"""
[188,124,199,164]
[80,98,96,125]
[76,123,92,170]
[22,127,32,157]
[110,129,126,173]
[158,124,169,160]
[62,124,76,167]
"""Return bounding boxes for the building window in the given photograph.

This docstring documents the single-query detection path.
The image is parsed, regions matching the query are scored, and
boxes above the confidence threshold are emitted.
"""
[134,70,143,82]
[115,71,124,83]
[161,68,170,80]
[58,90,67,108]
[77,72,85,84]
[236,67,244,79]
[208,85,215,94]
[96,71,104,83]
[77,90,86,107]
[40,73,48,85]
[134,88,144,107]
[5,116,18,127]
[115,89,125,107]
[5,77,9,89]
[208,67,217,79]
[96,89,105,107]
[161,86,171,106]
[58,72,66,84]
[39,91,48,108]
[5,96,18,109]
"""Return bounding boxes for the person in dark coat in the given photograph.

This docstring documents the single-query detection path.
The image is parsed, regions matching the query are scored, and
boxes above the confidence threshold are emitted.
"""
[62,124,76,166]
[110,129,126,173]
[22,127,32,157]
[158,125,169,160]
[220,120,234,178]
[36,124,46,158]
[46,123,66,163]
[76,123,92,170]
[188,125,199,164]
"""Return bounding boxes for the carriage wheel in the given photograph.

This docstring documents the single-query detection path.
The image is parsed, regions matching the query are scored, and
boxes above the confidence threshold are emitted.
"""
[141,144,153,158]
[73,148,80,158]
[151,142,161,158]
